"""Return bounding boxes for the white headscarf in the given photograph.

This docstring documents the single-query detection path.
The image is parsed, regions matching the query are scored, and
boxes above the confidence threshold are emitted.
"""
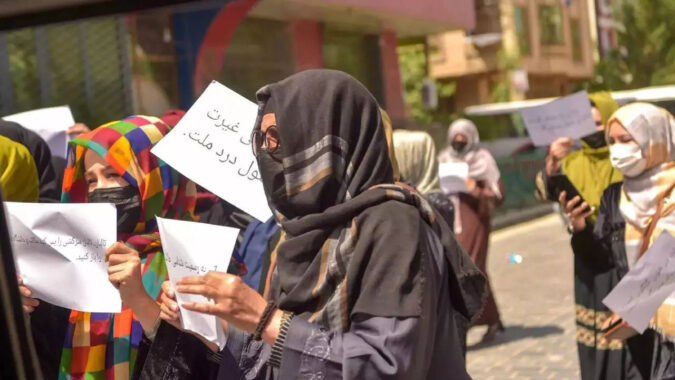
[438,119,502,233]
[439,119,502,198]
[609,103,675,338]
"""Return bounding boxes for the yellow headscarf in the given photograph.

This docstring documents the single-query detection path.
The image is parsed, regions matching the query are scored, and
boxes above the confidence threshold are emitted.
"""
[0,135,39,202]
[561,92,623,223]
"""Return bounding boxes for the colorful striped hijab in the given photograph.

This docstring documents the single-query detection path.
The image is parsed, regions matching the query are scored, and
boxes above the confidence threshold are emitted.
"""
[608,103,675,338]
[59,116,197,380]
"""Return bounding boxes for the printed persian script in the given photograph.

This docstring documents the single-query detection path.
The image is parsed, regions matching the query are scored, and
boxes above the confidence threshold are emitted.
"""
[5,202,121,312]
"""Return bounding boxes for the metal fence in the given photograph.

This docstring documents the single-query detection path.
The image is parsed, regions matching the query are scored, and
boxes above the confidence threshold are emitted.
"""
[0,16,134,127]
[495,149,547,215]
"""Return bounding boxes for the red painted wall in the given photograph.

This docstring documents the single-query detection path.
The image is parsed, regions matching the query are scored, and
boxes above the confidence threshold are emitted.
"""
[290,19,324,71]
[317,0,475,30]
[379,30,405,120]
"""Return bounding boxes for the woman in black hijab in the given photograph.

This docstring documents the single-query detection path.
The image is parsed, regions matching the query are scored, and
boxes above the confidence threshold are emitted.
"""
[156,70,480,379]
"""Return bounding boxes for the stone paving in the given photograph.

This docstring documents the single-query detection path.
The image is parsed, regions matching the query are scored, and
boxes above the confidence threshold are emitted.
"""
[466,214,581,380]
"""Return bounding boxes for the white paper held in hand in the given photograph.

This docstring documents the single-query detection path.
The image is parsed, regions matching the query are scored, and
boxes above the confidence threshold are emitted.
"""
[151,81,272,222]
[156,217,239,349]
[3,106,76,158]
[520,91,597,146]
[439,162,469,194]
[602,232,675,333]
[5,202,120,313]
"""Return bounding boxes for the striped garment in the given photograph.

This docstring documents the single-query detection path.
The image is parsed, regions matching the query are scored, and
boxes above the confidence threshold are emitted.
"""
[59,115,196,380]
[609,103,675,338]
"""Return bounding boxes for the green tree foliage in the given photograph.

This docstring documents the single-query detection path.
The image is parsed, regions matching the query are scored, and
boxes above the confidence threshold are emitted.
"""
[397,43,457,124]
[582,0,675,91]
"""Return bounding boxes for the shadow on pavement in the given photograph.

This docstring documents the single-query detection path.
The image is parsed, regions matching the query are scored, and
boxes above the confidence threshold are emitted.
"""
[467,324,564,351]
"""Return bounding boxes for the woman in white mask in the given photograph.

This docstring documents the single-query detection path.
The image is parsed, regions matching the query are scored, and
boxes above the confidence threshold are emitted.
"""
[565,102,675,379]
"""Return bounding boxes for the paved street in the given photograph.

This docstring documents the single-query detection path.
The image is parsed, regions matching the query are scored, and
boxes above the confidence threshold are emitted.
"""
[466,213,580,380]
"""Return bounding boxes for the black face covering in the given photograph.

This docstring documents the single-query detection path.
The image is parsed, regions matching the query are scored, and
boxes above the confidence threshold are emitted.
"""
[581,130,607,149]
[257,151,290,218]
[88,185,142,234]
[451,140,468,153]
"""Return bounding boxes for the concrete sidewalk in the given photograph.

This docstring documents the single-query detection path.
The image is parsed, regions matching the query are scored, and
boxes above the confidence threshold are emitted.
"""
[466,214,580,380]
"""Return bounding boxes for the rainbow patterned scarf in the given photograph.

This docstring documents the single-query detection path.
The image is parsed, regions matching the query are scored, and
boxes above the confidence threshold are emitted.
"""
[59,116,196,380]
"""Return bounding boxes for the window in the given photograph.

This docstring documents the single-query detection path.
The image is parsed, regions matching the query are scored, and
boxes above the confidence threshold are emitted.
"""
[322,27,383,104]
[514,6,531,55]
[2,18,132,126]
[538,5,564,46]
[219,18,295,101]
[571,18,583,61]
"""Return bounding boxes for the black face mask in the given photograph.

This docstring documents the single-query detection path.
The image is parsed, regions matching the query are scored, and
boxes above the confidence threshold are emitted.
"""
[257,151,291,218]
[581,130,607,149]
[451,140,468,153]
[88,185,142,234]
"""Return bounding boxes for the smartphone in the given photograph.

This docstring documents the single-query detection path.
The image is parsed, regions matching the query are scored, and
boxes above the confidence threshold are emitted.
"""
[549,174,590,212]
[602,317,623,333]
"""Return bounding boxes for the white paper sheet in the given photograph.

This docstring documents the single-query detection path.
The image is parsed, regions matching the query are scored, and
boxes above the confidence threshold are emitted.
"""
[3,106,75,158]
[5,202,120,313]
[151,81,272,221]
[602,232,675,333]
[156,217,238,349]
[520,91,597,146]
[439,162,469,194]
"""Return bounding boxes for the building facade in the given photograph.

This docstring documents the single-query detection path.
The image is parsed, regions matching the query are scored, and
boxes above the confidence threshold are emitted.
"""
[429,0,595,111]
[0,0,474,126]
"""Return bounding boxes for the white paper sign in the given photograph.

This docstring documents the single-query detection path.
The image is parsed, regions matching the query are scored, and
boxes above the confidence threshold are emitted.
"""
[151,81,272,222]
[3,106,75,158]
[603,232,675,333]
[439,162,469,194]
[5,202,120,313]
[157,217,238,349]
[520,91,597,146]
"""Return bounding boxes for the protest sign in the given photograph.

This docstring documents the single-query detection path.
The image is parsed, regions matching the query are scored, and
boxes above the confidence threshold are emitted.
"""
[156,217,237,349]
[3,106,75,158]
[439,162,469,194]
[5,202,120,313]
[603,232,675,333]
[520,91,597,146]
[151,81,272,221]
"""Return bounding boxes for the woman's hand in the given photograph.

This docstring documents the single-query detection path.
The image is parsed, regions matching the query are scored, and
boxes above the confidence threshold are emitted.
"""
[159,280,222,352]
[67,123,91,138]
[546,137,573,175]
[465,178,483,198]
[559,191,594,232]
[106,242,146,308]
[159,280,182,329]
[176,272,283,344]
[18,276,39,313]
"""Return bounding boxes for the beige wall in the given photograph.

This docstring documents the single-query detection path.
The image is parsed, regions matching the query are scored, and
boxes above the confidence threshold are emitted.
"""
[428,31,499,78]
[429,0,595,107]
[514,0,594,78]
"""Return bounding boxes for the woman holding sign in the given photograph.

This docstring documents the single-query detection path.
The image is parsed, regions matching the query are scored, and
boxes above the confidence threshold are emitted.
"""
[156,70,480,379]
[565,103,675,379]
[20,116,202,380]
[438,118,505,343]
[542,93,630,380]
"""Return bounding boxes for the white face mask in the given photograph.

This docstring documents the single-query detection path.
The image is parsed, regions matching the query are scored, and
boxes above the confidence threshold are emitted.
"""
[609,143,647,177]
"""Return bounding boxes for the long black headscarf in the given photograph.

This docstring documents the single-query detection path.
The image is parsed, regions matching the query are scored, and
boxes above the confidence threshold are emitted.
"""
[255,70,484,331]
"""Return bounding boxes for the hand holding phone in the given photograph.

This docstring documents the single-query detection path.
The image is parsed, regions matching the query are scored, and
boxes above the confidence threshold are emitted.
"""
[601,314,638,341]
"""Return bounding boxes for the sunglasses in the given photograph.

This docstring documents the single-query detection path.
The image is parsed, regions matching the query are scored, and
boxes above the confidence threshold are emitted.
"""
[251,125,280,157]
